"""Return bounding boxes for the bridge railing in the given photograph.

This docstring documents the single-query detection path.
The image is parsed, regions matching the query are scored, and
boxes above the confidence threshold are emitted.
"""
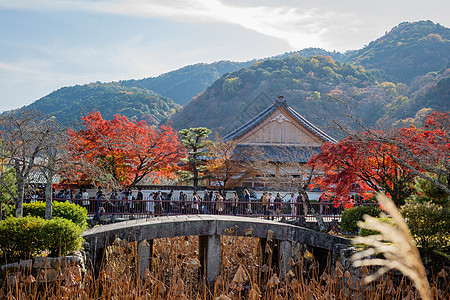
[26,197,377,222]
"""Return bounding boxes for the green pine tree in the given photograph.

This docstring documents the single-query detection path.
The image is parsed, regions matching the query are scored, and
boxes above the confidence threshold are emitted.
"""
[179,127,212,188]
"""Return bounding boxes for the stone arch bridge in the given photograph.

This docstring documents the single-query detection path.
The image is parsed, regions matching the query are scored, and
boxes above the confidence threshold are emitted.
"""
[83,215,350,282]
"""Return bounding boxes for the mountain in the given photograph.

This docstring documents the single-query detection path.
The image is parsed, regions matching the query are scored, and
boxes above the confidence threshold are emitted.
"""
[384,65,450,126]
[169,55,390,136]
[27,82,180,125]
[273,47,347,62]
[169,21,450,136]
[13,60,256,125]
[345,20,450,83]
[120,60,256,106]
[10,20,450,131]
[14,55,340,125]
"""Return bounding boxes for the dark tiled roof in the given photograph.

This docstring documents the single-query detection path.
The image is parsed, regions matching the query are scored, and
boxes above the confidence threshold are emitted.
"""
[223,96,337,143]
[234,144,322,163]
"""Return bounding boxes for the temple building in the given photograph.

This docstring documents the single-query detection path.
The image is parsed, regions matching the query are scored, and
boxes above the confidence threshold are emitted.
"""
[222,96,336,190]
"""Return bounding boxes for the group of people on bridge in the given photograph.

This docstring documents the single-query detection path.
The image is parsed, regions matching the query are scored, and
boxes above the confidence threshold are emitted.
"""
[25,187,368,221]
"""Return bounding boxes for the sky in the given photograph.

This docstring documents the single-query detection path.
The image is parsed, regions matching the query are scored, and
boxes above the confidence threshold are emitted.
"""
[0,0,449,112]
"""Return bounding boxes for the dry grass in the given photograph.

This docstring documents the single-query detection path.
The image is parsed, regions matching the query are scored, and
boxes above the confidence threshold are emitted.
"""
[1,231,449,299]
[352,193,437,300]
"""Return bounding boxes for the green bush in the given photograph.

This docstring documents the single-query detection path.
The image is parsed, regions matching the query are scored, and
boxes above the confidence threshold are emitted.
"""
[40,217,84,257]
[340,205,382,233]
[401,201,450,251]
[0,216,84,262]
[360,216,395,237]
[0,216,45,261]
[23,201,87,228]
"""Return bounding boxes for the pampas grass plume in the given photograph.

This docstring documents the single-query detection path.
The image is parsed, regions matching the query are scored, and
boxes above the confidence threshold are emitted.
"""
[352,193,431,300]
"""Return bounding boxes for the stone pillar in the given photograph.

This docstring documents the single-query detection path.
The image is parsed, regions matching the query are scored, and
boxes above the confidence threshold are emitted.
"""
[279,240,292,278]
[259,238,268,265]
[198,235,221,283]
[90,238,105,278]
[137,239,153,280]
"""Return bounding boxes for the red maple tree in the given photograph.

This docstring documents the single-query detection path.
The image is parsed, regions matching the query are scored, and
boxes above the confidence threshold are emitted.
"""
[64,112,186,188]
[309,111,449,207]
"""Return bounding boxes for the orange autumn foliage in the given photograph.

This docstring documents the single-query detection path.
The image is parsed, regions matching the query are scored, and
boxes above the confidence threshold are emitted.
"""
[65,112,185,188]
[309,111,449,207]
[309,136,415,208]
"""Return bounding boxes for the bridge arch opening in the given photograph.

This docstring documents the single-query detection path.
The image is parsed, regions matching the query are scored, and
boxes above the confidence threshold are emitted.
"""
[84,215,350,282]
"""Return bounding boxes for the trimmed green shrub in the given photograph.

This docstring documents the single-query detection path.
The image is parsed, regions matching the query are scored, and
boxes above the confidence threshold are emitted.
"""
[0,216,45,261]
[401,200,450,251]
[340,205,382,233]
[23,201,87,228]
[0,216,84,261]
[40,217,84,257]
[360,216,395,237]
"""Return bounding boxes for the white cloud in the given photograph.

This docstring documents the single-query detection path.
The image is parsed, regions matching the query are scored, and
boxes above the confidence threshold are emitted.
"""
[0,0,349,50]
[1,0,448,112]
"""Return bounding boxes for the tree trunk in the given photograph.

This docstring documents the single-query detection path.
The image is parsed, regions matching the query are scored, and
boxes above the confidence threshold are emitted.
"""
[45,179,53,220]
[447,173,450,191]
[300,189,326,232]
[15,179,24,218]
[193,162,198,188]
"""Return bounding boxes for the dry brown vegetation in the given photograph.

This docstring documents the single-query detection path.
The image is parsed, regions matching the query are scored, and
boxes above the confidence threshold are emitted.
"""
[1,235,449,299]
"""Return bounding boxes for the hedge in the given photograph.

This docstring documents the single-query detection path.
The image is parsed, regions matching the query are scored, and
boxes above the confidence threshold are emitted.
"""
[340,205,382,233]
[401,201,450,251]
[0,216,83,262]
[40,217,84,257]
[22,201,87,229]
[359,216,395,237]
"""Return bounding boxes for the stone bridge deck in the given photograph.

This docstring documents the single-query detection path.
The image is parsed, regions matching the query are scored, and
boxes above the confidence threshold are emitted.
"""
[83,215,347,249]
[83,215,350,282]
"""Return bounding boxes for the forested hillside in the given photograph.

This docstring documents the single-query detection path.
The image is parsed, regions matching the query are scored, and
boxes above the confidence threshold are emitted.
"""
[170,21,450,136]
[168,56,391,136]
[385,66,450,126]
[274,47,347,62]
[345,21,450,83]
[27,83,179,125]
[14,61,255,125]
[120,60,255,106]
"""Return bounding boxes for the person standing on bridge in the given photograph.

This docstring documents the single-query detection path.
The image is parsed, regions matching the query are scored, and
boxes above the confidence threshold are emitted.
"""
[261,192,268,217]
[82,188,89,211]
[268,193,275,219]
[136,188,144,214]
[127,189,134,213]
[192,191,200,214]
[289,193,297,216]
[156,191,164,215]
[110,190,119,214]
[183,193,188,214]
[243,189,250,215]
[230,191,238,215]
[94,189,105,220]
[167,190,174,213]
[178,191,184,214]
[215,191,224,215]
[209,190,214,213]
[147,192,155,215]
[202,190,209,214]
[275,193,283,215]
